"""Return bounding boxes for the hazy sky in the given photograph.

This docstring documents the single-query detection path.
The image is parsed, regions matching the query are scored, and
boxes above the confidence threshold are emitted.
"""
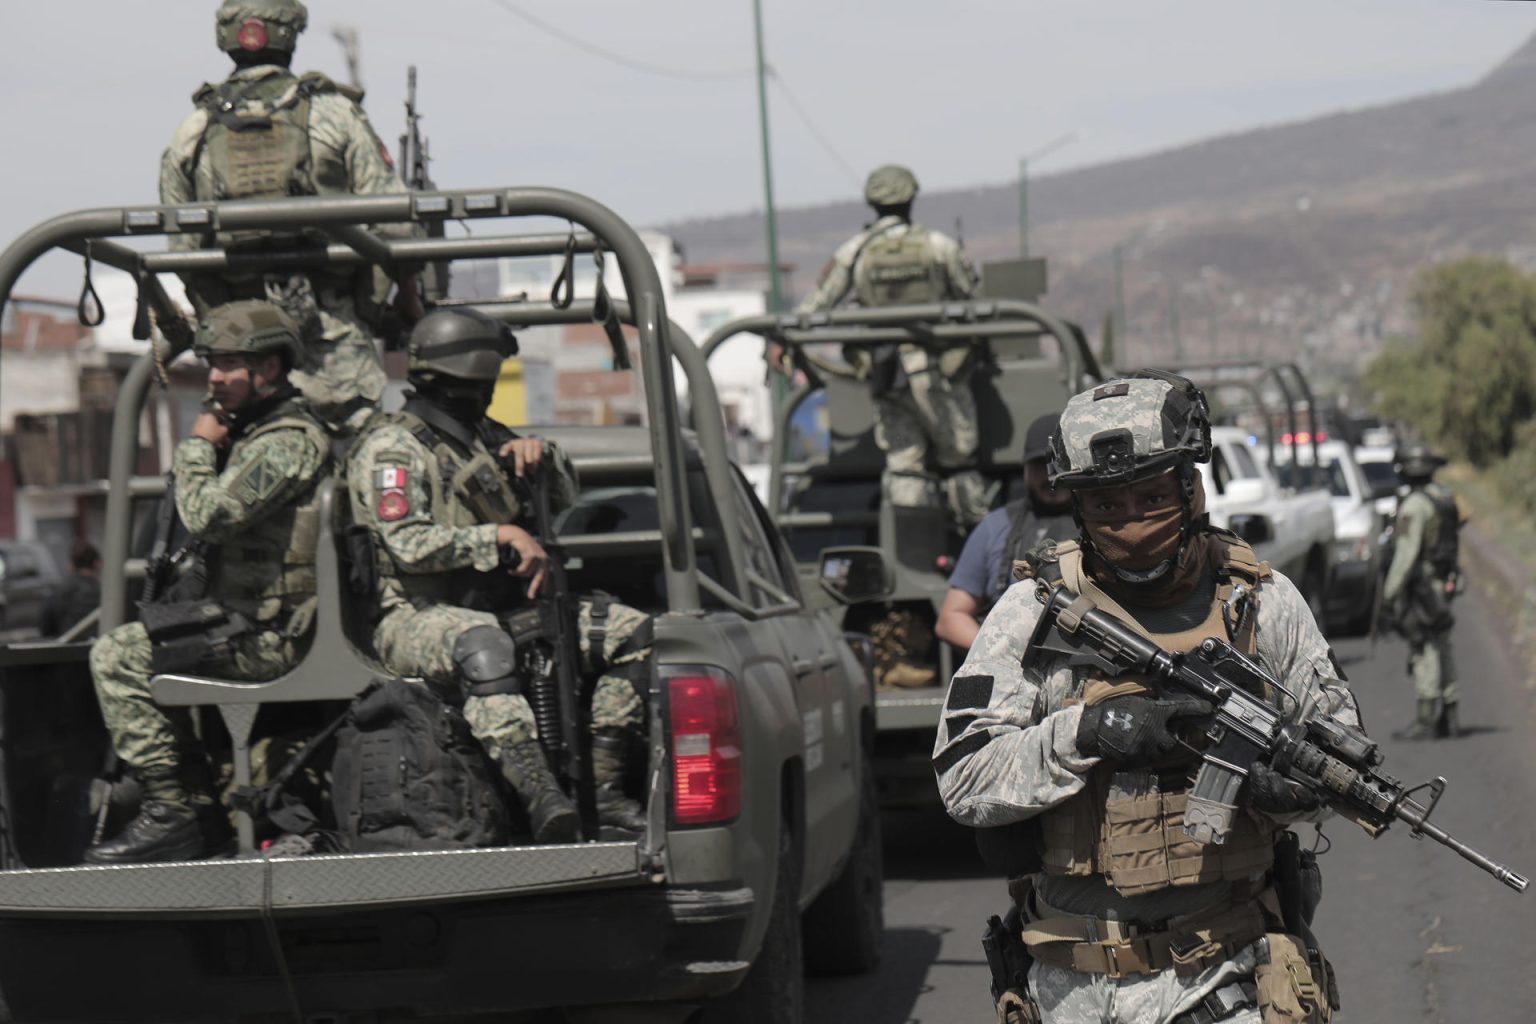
[3,0,1533,298]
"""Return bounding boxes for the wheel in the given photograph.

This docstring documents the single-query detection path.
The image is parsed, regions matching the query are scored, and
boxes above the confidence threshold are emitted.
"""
[697,820,803,1023]
[801,756,883,975]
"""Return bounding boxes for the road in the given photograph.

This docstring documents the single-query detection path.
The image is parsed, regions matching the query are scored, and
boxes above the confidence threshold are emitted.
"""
[808,583,1536,1022]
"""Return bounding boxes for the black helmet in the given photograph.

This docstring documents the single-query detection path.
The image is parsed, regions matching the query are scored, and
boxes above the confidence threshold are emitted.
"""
[407,308,519,383]
[1393,442,1445,481]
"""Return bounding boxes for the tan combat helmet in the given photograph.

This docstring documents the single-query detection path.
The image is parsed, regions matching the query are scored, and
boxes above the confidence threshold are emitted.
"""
[1048,370,1212,490]
[194,299,305,371]
[864,164,920,208]
[216,0,309,56]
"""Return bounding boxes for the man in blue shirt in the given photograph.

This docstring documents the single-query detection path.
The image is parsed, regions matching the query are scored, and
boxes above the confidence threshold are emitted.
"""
[935,413,1074,650]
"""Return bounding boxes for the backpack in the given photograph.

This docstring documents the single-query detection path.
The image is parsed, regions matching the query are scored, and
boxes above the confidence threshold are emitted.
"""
[329,678,511,852]
[853,223,943,306]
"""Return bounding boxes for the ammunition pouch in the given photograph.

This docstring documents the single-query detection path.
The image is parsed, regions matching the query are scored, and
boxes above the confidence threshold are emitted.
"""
[454,450,522,524]
[1255,934,1335,1023]
[139,600,253,674]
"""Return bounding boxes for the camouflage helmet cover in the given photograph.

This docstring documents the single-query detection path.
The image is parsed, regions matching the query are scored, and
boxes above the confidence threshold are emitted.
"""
[216,0,309,54]
[407,308,519,382]
[864,164,919,207]
[1393,442,1445,479]
[194,299,304,368]
[1049,370,1212,489]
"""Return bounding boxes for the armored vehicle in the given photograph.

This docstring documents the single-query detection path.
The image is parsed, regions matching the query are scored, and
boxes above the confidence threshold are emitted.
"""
[0,188,883,1022]
[702,300,1101,806]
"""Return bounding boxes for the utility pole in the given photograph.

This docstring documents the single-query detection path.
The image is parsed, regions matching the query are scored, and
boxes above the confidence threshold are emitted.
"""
[752,0,782,313]
[1018,132,1077,259]
[331,25,362,93]
[1113,244,1127,365]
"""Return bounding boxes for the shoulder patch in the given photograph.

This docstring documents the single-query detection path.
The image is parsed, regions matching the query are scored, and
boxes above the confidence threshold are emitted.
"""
[232,452,289,507]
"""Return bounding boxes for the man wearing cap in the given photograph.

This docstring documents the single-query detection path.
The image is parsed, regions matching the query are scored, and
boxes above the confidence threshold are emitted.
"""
[794,163,988,528]
[85,300,329,864]
[936,413,1075,651]
[161,0,419,431]
[935,371,1362,1024]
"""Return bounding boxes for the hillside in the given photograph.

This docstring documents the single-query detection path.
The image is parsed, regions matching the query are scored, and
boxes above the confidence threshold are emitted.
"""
[663,35,1536,371]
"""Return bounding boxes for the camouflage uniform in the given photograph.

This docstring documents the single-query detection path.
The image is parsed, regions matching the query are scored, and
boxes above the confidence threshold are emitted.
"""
[161,64,407,428]
[92,396,326,800]
[799,213,988,526]
[1383,484,1458,706]
[347,411,650,793]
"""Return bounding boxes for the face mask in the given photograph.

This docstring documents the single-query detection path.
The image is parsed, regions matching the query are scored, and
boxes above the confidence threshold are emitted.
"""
[1082,504,1183,572]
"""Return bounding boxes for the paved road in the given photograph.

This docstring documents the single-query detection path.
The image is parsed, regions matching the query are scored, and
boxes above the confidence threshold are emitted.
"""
[808,583,1536,1022]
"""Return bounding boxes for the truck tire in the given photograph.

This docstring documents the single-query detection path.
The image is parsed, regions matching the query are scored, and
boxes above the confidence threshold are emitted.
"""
[697,821,803,1024]
[801,758,883,975]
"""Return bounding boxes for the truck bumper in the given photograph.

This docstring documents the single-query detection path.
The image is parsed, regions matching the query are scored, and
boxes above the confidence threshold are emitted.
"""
[0,847,755,1020]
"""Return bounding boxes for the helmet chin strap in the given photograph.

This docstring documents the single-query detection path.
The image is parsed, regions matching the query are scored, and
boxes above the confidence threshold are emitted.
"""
[1073,461,1201,588]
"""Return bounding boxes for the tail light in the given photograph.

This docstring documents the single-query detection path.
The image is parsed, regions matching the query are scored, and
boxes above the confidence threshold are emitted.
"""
[666,668,742,825]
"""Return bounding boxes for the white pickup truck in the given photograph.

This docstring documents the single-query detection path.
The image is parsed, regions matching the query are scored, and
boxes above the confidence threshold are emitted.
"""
[1200,427,1337,620]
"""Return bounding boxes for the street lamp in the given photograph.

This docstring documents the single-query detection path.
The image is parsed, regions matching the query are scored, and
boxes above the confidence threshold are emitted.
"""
[1018,131,1078,259]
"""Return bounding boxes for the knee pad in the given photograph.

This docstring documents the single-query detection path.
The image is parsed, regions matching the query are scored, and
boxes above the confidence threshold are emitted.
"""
[453,625,521,697]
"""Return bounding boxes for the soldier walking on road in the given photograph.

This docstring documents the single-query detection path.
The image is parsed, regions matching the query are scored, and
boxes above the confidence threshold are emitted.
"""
[347,308,652,842]
[1382,443,1465,740]
[936,413,1075,652]
[161,0,420,431]
[795,164,989,528]
[935,372,1364,1024]
[86,301,328,864]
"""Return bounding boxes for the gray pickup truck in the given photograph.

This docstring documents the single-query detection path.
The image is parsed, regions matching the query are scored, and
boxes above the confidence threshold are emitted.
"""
[701,302,1101,806]
[0,189,882,1023]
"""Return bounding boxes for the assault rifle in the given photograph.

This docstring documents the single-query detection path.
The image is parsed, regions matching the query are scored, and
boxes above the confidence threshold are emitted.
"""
[398,65,450,303]
[1033,582,1528,893]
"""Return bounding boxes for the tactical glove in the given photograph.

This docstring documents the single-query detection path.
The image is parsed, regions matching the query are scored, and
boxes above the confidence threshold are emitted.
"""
[1075,693,1214,766]
[1246,762,1322,815]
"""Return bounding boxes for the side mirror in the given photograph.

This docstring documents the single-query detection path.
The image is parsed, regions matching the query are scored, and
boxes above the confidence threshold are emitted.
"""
[817,546,895,605]
[1222,478,1267,505]
[1229,513,1274,545]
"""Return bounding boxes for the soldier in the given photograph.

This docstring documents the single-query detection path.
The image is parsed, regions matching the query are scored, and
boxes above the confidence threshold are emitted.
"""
[795,164,989,528]
[161,0,418,431]
[935,413,1075,652]
[934,372,1362,1024]
[86,301,328,863]
[347,308,651,842]
[1381,443,1465,740]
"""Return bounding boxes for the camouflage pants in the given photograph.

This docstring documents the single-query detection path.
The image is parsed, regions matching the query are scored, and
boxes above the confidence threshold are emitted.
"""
[1409,627,1457,703]
[266,277,386,431]
[90,620,300,774]
[1029,945,1263,1024]
[874,347,988,525]
[372,597,650,765]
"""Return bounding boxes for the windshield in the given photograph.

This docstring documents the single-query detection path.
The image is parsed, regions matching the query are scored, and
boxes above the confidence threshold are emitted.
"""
[1360,461,1400,490]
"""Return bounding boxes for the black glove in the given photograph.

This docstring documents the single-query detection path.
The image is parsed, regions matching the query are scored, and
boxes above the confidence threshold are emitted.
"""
[1075,693,1214,766]
[1247,762,1322,815]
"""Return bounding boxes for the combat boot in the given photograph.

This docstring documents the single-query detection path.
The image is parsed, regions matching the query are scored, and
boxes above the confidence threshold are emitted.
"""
[1440,701,1462,739]
[83,764,208,864]
[501,741,579,843]
[592,730,647,833]
[1393,699,1439,742]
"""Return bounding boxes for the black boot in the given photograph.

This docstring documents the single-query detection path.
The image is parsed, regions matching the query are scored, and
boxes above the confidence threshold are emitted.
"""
[83,765,207,864]
[501,741,579,844]
[592,731,647,834]
[1440,701,1461,739]
[1393,699,1439,742]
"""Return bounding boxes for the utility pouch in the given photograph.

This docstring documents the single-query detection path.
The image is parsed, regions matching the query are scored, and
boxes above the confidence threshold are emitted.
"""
[454,452,521,524]
[1409,576,1454,632]
[343,524,379,598]
[1255,934,1332,1024]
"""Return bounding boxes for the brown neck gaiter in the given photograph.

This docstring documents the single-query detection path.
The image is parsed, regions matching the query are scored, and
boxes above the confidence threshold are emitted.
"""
[1081,473,1212,608]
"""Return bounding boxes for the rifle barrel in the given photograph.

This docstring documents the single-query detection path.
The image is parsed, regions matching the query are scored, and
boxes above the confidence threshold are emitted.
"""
[1395,797,1528,892]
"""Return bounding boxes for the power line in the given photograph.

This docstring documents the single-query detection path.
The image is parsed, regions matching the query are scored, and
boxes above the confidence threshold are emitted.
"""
[485,0,754,82]
[768,68,861,187]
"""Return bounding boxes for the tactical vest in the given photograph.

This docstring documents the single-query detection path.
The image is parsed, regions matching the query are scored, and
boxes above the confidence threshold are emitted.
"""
[370,409,524,609]
[853,222,945,307]
[1407,485,1461,579]
[202,403,330,627]
[1031,535,1280,897]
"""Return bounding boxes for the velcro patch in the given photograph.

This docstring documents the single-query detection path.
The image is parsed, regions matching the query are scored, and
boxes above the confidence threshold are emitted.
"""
[932,731,990,775]
[376,467,407,490]
[377,489,409,522]
[946,674,994,710]
[233,454,286,507]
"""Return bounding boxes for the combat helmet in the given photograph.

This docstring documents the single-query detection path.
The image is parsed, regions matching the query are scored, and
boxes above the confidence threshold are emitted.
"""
[1048,370,1212,490]
[407,308,519,383]
[864,164,919,208]
[194,299,304,370]
[216,0,309,55]
[1393,442,1446,481]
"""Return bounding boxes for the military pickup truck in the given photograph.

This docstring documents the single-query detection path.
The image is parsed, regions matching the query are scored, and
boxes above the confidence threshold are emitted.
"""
[701,303,1101,806]
[0,189,883,1023]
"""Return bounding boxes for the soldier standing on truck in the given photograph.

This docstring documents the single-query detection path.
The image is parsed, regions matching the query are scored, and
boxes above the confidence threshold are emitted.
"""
[86,301,328,864]
[792,163,989,529]
[935,372,1363,1024]
[160,0,421,432]
[936,413,1075,652]
[347,308,652,842]
[1381,443,1466,740]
